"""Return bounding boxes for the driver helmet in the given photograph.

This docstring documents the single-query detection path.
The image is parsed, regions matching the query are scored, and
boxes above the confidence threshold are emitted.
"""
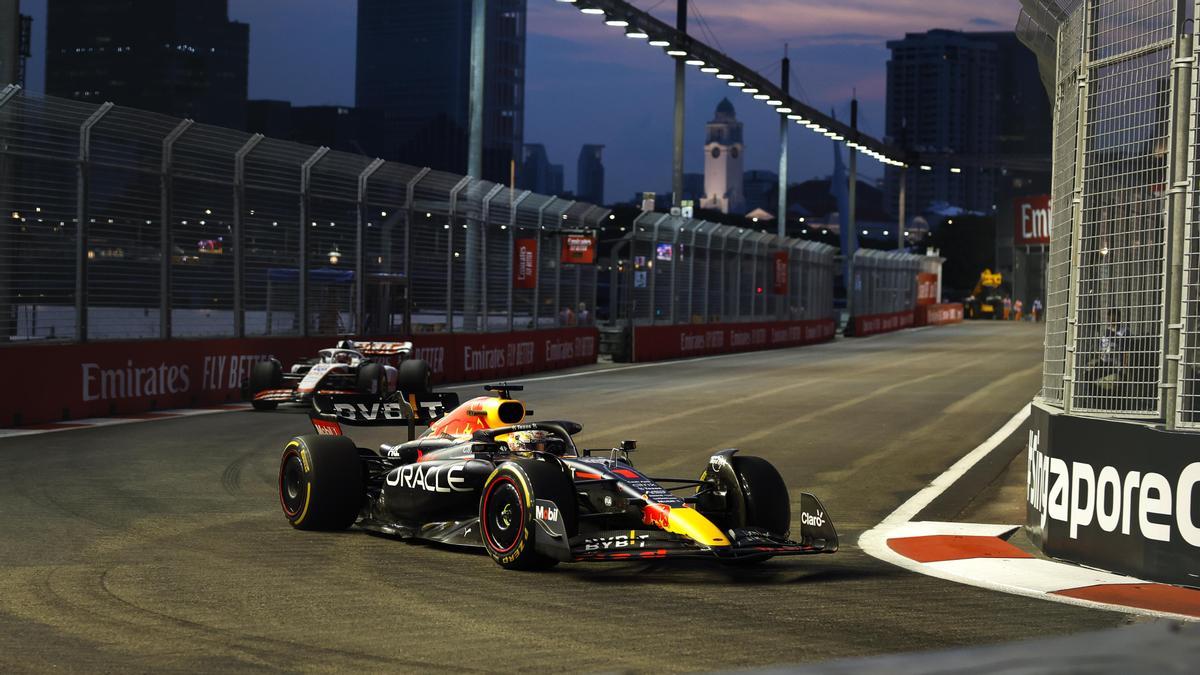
[335,339,357,351]
[333,351,353,365]
[508,430,563,455]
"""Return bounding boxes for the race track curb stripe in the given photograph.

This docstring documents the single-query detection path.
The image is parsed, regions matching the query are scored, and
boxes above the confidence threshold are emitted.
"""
[858,405,1200,622]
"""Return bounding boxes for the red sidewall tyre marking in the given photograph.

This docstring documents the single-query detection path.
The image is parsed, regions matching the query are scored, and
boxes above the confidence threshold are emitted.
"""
[481,475,524,555]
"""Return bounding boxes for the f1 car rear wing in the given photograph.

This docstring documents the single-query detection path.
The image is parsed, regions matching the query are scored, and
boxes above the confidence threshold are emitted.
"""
[310,391,461,440]
[353,341,413,356]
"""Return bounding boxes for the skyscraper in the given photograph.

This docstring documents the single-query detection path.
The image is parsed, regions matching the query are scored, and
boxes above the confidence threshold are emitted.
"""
[45,0,249,130]
[576,144,604,205]
[884,29,998,214]
[356,0,525,183]
[522,143,563,196]
[702,98,745,214]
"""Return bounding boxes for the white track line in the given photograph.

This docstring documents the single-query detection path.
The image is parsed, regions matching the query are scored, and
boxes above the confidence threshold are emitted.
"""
[858,403,1198,622]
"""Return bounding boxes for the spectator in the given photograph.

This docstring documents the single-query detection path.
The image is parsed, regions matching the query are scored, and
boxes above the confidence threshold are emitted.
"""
[1032,298,1043,322]
[576,302,591,325]
[1002,296,1013,320]
[1013,299,1024,321]
[559,305,576,326]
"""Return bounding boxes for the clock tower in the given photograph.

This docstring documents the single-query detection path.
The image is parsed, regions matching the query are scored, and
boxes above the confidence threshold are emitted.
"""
[701,98,745,214]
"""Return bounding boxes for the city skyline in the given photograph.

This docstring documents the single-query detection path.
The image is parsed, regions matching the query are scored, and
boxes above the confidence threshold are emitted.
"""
[17,0,1021,205]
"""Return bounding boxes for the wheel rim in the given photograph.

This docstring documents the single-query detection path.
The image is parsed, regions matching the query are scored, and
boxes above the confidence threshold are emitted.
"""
[279,451,306,517]
[482,476,524,554]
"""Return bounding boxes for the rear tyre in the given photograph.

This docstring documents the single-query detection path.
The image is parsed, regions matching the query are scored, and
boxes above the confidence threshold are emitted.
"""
[250,359,282,411]
[397,359,432,395]
[278,434,364,531]
[479,459,577,570]
[356,362,386,395]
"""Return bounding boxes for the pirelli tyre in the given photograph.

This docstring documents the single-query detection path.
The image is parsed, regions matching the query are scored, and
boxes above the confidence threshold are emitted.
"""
[479,459,577,570]
[278,434,364,531]
[397,358,432,395]
[698,455,791,565]
[250,359,283,410]
[355,362,387,395]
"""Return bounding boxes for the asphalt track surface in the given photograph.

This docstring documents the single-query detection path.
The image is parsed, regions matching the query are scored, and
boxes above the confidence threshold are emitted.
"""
[0,323,1129,672]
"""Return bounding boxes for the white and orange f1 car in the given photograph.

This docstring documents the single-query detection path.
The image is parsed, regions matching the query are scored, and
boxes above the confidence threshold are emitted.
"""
[245,340,431,411]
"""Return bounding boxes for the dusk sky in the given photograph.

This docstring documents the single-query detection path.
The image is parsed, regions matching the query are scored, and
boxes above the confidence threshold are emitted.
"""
[21,0,1023,204]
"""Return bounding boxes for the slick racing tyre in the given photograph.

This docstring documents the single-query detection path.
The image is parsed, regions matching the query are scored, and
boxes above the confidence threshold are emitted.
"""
[698,455,791,565]
[397,358,432,395]
[479,459,577,570]
[250,359,282,410]
[356,362,387,395]
[728,456,791,536]
[278,435,364,531]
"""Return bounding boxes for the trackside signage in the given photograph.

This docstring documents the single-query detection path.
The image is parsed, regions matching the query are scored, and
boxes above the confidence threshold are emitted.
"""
[914,304,963,327]
[849,310,915,337]
[1026,403,1200,587]
[0,327,598,428]
[632,319,835,362]
[1014,195,1051,246]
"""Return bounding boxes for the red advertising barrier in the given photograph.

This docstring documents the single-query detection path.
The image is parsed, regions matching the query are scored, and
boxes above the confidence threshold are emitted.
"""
[849,311,916,338]
[917,273,938,306]
[1014,194,1051,246]
[631,319,836,363]
[0,328,598,427]
[915,303,964,326]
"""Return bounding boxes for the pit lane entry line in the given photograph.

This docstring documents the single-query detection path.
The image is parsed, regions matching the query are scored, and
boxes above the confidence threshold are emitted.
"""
[857,403,1200,622]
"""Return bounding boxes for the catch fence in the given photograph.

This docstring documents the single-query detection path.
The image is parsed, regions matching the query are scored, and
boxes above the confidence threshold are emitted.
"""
[608,212,836,326]
[1020,0,1200,429]
[0,87,608,343]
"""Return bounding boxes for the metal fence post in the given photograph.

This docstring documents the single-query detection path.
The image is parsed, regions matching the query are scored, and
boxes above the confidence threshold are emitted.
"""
[233,133,264,339]
[649,215,664,323]
[534,197,555,329]
[508,190,531,332]
[447,176,471,332]
[686,222,698,323]
[0,87,18,342]
[356,158,385,336]
[76,101,113,342]
[734,230,750,320]
[480,183,503,332]
[578,206,599,322]
[160,119,192,339]
[1164,25,1193,428]
[404,168,430,336]
[1062,6,1090,415]
[669,221,680,324]
[299,146,330,337]
[704,224,715,322]
[554,199,573,326]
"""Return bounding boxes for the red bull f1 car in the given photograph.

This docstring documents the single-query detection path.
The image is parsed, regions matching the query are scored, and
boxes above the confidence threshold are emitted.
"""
[246,339,430,411]
[277,384,839,570]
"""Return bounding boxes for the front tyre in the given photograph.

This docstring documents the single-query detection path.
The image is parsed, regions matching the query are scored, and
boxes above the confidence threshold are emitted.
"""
[479,459,576,570]
[699,455,791,566]
[278,435,364,531]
